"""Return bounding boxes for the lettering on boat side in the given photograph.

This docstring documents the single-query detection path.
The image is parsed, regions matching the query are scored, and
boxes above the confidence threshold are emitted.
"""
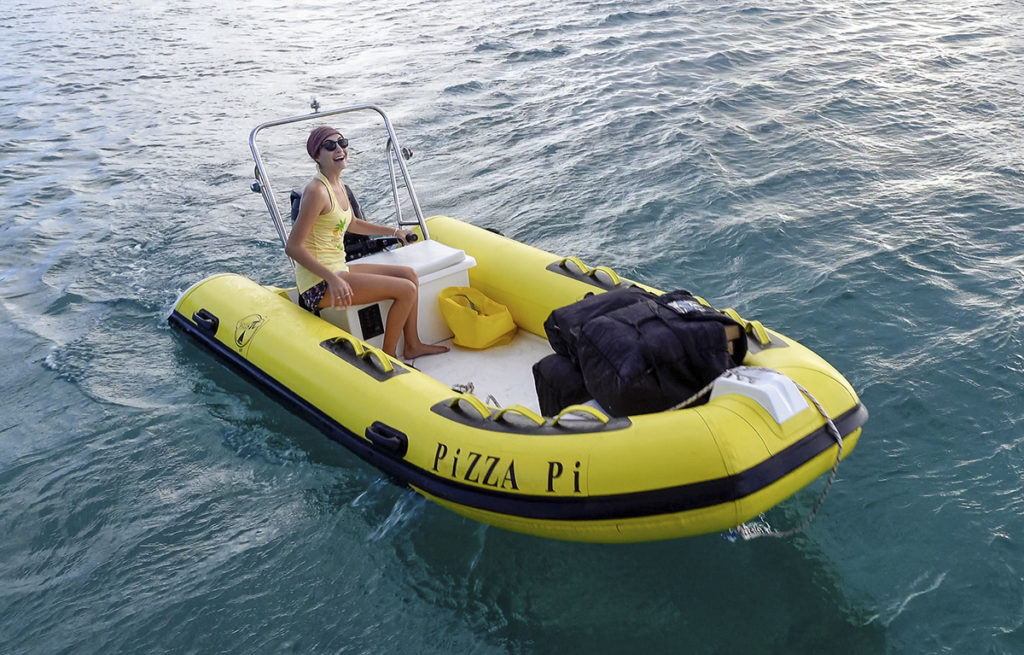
[233,314,267,352]
[432,442,584,494]
[545,460,583,494]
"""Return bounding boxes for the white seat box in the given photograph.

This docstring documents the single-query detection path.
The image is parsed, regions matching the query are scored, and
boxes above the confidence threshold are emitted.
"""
[319,239,476,349]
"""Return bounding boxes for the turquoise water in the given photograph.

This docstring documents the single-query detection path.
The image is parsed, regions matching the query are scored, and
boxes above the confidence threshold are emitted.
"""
[2,0,1023,652]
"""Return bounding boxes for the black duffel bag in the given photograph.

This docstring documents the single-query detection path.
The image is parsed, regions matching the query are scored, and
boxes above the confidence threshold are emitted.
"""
[575,296,745,417]
[543,286,654,365]
[532,352,591,417]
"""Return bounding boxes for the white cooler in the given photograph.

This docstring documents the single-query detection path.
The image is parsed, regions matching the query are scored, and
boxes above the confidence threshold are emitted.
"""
[319,239,476,350]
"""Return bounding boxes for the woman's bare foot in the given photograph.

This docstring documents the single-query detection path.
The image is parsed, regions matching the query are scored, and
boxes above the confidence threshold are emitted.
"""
[403,342,449,359]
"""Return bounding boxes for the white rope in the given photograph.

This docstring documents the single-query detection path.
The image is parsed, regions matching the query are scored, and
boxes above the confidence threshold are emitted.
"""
[734,373,844,540]
[668,375,723,411]
[672,367,846,541]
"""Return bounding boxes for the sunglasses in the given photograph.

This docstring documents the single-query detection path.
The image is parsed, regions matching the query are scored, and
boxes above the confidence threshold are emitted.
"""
[319,137,349,152]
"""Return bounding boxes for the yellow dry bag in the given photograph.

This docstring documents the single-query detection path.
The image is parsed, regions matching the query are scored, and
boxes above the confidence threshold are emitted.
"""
[438,287,517,349]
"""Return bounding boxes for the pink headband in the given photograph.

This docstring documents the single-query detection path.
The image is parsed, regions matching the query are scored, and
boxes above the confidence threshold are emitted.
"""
[306,126,340,160]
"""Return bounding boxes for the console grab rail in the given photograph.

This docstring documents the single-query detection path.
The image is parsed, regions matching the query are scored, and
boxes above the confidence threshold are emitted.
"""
[248,103,431,267]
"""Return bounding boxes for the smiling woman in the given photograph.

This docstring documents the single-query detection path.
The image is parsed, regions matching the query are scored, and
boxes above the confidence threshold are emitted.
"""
[285,125,449,360]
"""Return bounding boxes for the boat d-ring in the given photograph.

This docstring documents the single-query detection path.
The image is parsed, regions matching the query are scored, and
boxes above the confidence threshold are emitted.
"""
[493,404,546,427]
[321,335,403,380]
[332,333,366,356]
[551,257,623,289]
[447,393,493,420]
[359,345,394,374]
[722,308,772,346]
[558,256,590,275]
[552,404,611,426]
[587,265,621,287]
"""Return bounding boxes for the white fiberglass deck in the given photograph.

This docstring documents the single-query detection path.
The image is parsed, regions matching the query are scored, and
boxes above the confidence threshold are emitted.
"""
[410,330,555,415]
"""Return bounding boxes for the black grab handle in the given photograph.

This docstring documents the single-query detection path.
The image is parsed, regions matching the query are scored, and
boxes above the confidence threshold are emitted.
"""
[366,421,408,458]
[192,309,219,334]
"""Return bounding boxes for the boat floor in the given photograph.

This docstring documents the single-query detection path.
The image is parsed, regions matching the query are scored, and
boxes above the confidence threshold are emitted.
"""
[410,330,554,415]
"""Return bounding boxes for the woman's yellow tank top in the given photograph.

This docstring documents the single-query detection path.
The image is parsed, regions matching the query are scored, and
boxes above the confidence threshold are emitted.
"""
[294,172,353,293]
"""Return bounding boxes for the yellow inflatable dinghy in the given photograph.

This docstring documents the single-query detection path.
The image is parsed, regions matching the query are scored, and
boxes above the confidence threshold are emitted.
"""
[169,105,866,543]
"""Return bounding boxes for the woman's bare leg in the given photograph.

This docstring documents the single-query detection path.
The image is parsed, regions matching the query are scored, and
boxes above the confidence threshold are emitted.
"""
[342,264,449,359]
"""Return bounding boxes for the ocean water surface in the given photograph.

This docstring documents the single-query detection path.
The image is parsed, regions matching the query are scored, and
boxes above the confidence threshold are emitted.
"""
[2,0,1023,653]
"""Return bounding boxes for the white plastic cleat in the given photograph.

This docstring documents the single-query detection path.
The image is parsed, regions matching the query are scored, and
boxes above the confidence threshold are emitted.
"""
[709,367,809,424]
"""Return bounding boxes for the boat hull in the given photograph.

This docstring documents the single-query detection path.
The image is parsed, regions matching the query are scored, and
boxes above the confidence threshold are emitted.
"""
[169,216,866,542]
